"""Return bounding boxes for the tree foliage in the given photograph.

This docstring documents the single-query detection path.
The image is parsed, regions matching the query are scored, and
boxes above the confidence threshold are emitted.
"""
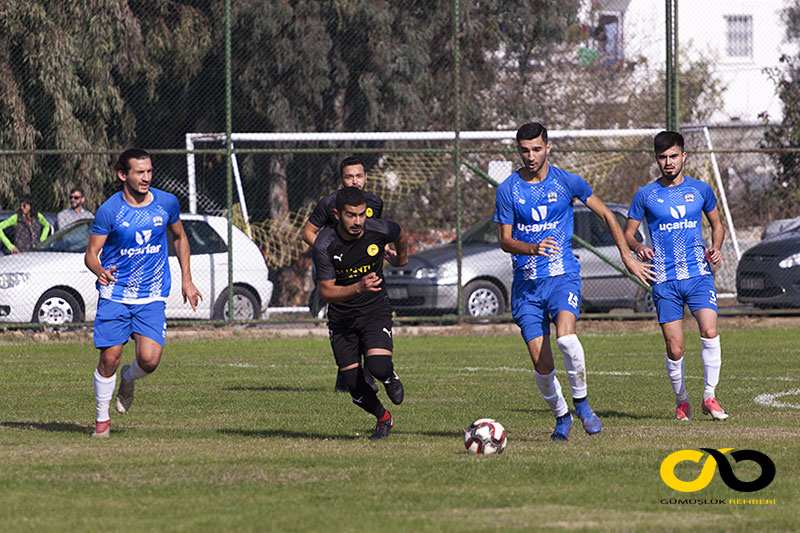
[0,0,211,210]
[0,0,725,219]
[761,0,800,219]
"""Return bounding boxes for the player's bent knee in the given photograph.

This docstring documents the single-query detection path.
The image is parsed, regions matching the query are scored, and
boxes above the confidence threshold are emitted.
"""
[365,354,393,382]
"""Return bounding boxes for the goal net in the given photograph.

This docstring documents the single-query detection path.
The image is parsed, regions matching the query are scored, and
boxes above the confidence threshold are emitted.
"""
[185,128,739,300]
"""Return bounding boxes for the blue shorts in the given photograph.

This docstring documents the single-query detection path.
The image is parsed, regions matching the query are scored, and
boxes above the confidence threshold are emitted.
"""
[93,299,167,348]
[652,275,718,324]
[511,272,582,342]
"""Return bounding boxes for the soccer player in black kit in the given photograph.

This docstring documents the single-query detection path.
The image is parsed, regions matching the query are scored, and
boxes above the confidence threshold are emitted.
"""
[303,156,384,393]
[312,186,408,440]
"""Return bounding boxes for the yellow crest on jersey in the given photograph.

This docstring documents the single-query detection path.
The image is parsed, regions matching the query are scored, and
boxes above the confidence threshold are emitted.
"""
[366,207,374,217]
[367,244,379,256]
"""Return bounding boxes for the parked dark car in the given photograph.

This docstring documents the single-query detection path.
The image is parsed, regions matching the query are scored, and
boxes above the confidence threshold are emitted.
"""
[383,204,654,317]
[736,225,800,308]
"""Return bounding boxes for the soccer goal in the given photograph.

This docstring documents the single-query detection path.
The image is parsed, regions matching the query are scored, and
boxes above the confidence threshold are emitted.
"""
[185,128,741,299]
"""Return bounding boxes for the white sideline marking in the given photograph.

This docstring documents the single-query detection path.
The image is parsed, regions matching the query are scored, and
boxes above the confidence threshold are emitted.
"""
[225,363,289,368]
[460,366,799,383]
[754,389,800,410]
[461,366,800,410]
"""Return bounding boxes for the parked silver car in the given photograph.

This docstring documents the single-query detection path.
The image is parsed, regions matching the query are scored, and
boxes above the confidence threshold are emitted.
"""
[383,204,653,317]
[0,215,273,324]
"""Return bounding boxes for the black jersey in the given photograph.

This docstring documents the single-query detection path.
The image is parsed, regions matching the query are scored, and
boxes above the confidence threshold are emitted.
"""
[307,189,384,229]
[312,218,401,319]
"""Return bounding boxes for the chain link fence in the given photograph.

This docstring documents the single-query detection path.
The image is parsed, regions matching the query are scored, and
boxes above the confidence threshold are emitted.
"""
[1,1,798,326]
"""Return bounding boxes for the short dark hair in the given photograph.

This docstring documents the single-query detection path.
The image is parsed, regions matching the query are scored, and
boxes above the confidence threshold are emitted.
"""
[114,148,150,173]
[339,156,365,177]
[335,186,367,212]
[654,131,684,154]
[69,187,84,197]
[516,122,548,144]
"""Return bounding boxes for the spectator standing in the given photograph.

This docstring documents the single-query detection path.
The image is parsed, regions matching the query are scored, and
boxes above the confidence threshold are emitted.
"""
[57,187,94,229]
[0,195,51,253]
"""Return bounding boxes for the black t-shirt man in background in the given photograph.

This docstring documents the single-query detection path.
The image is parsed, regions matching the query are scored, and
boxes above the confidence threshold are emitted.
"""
[312,186,408,440]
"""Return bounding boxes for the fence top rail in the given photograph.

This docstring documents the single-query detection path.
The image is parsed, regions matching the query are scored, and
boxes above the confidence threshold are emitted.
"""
[185,129,664,144]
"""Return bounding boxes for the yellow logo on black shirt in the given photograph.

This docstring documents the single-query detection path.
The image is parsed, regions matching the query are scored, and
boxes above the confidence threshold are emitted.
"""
[366,207,374,217]
[367,244,379,256]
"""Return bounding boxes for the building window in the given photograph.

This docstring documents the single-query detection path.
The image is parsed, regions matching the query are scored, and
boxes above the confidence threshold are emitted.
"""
[725,15,753,58]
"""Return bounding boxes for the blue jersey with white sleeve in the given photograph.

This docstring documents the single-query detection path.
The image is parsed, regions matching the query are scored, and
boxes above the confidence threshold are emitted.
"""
[91,188,181,303]
[627,176,716,283]
[494,165,593,281]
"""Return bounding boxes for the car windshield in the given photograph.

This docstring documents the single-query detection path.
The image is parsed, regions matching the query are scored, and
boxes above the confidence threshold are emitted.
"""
[36,220,92,253]
[459,217,497,245]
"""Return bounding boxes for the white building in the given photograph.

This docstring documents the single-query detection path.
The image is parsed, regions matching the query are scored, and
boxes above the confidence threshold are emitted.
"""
[591,0,795,123]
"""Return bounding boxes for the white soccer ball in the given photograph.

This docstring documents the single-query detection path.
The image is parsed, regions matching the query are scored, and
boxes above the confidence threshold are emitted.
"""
[464,418,507,454]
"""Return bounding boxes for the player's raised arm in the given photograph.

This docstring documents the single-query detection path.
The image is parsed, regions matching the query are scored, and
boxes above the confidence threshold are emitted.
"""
[318,273,382,303]
[168,220,202,311]
[623,218,655,263]
[584,195,655,285]
[496,223,560,257]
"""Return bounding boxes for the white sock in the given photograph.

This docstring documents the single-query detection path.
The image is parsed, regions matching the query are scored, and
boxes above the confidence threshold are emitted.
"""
[94,369,116,422]
[665,356,688,404]
[557,334,587,399]
[123,359,150,382]
[701,336,722,401]
[534,369,569,417]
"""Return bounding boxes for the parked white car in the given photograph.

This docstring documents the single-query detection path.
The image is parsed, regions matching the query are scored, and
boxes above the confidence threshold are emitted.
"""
[0,215,273,325]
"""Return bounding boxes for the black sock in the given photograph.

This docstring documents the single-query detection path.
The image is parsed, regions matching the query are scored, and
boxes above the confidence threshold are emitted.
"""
[573,396,587,404]
[341,367,384,417]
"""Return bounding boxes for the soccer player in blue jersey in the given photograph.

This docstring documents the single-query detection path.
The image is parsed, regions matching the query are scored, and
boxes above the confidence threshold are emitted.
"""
[624,131,728,422]
[495,122,654,441]
[85,148,203,438]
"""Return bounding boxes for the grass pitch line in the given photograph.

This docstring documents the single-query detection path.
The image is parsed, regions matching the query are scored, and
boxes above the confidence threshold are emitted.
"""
[754,388,800,409]
[460,366,799,384]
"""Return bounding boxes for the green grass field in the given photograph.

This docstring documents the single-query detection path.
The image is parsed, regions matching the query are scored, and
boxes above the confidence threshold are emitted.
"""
[1,323,798,532]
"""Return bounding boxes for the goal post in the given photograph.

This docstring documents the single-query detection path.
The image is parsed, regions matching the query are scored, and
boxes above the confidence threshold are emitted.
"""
[184,128,740,299]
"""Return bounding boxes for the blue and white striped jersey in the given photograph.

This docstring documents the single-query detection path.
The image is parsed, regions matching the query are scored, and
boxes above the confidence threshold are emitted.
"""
[627,176,716,283]
[91,188,180,303]
[494,166,593,281]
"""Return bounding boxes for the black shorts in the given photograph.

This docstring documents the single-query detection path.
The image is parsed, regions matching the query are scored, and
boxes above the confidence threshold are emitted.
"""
[328,308,394,368]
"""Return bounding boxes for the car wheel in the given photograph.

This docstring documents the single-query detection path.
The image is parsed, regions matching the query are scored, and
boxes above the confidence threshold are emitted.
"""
[33,289,83,325]
[634,286,656,313]
[463,280,504,317]
[213,286,260,320]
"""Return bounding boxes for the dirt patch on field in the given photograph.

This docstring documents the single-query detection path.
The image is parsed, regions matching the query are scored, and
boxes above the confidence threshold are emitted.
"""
[1,314,798,345]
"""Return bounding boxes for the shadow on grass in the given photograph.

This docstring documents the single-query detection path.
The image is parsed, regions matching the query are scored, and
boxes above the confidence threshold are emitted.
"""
[508,408,652,420]
[1,421,91,434]
[218,428,360,440]
[416,430,464,438]
[222,385,321,393]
